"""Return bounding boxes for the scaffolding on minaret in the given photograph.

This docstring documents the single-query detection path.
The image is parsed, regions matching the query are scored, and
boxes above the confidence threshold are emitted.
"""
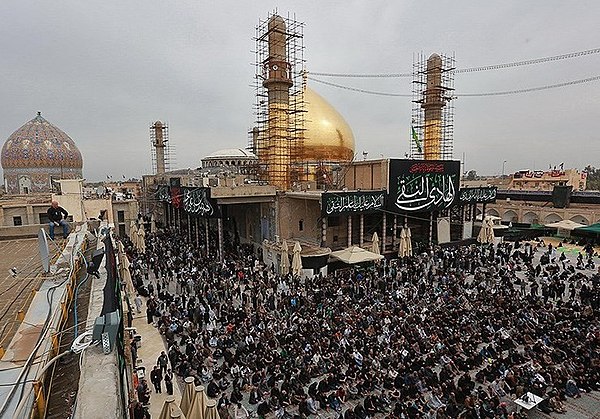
[411,53,455,160]
[249,12,306,190]
[150,121,174,174]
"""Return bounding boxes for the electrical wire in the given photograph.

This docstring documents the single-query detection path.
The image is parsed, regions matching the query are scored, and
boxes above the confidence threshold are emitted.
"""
[309,47,600,78]
[457,74,600,97]
[0,235,84,417]
[307,74,600,98]
[308,76,412,97]
[72,251,90,338]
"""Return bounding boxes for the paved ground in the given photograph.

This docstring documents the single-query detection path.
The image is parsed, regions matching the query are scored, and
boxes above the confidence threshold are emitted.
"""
[132,296,183,418]
[0,239,48,351]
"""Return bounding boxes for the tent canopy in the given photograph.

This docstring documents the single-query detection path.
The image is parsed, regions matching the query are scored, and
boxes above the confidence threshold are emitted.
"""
[574,222,600,234]
[546,220,585,230]
[329,246,384,264]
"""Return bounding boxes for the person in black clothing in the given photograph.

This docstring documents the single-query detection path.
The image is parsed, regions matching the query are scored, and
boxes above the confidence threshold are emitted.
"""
[47,201,69,239]
[150,365,162,393]
[164,369,174,395]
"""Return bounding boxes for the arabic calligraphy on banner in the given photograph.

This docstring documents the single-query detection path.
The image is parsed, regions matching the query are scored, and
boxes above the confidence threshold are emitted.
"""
[183,188,215,216]
[156,185,171,203]
[459,187,497,204]
[156,186,219,217]
[321,191,385,216]
[388,159,461,212]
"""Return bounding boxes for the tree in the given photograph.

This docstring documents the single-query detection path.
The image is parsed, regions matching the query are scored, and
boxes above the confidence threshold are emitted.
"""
[584,165,600,191]
[465,170,477,181]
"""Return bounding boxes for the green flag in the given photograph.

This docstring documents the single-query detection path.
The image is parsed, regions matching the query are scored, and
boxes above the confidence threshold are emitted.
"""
[411,125,422,153]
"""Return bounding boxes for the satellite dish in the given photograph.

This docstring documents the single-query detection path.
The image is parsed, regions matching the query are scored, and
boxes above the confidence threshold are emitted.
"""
[38,229,50,273]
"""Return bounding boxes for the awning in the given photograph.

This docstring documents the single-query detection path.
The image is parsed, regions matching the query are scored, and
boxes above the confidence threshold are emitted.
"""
[574,222,600,234]
[546,220,585,231]
[329,246,384,264]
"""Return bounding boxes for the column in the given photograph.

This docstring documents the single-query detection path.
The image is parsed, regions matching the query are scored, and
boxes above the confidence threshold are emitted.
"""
[26,205,35,225]
[205,218,210,255]
[359,214,364,247]
[392,215,397,249]
[347,215,352,247]
[217,216,224,263]
[429,212,434,248]
[187,213,192,242]
[382,213,387,253]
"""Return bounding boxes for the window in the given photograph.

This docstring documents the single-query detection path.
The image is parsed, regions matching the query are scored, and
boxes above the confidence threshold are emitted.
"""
[117,210,125,223]
[118,224,126,237]
[298,219,304,231]
[13,216,23,226]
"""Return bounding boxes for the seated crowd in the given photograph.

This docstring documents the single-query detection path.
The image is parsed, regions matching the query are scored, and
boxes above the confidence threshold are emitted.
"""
[127,230,599,419]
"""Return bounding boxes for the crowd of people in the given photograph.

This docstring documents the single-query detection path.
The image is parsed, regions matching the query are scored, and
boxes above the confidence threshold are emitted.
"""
[127,229,599,419]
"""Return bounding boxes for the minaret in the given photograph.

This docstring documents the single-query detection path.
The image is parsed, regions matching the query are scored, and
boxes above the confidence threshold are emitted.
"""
[422,54,445,160]
[152,121,167,174]
[263,15,292,189]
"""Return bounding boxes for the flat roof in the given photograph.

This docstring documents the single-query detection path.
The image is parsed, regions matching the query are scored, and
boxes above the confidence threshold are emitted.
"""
[0,239,46,349]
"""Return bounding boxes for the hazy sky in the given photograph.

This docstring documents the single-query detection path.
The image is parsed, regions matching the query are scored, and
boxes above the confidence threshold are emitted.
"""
[1,1,599,181]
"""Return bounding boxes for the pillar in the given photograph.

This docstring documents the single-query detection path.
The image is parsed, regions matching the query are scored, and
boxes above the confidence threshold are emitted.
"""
[382,213,387,253]
[347,215,352,247]
[359,214,364,247]
[26,205,35,225]
[392,215,397,249]
[205,218,210,255]
[187,213,192,242]
[429,212,434,248]
[217,216,224,263]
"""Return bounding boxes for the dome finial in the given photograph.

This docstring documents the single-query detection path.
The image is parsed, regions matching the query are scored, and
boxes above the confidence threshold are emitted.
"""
[37,111,41,116]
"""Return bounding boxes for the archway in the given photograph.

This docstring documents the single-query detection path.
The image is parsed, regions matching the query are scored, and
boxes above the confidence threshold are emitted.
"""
[522,211,539,225]
[502,210,518,223]
[543,213,562,224]
[569,215,589,225]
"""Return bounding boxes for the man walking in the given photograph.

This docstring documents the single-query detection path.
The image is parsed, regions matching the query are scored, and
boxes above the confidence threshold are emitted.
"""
[47,200,69,240]
[150,365,163,394]
[157,351,169,375]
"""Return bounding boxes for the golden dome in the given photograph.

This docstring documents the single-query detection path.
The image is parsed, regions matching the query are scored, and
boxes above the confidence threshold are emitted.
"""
[302,86,355,162]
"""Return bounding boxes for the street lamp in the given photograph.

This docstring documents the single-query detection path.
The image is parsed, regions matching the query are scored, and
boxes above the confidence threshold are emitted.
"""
[502,160,507,177]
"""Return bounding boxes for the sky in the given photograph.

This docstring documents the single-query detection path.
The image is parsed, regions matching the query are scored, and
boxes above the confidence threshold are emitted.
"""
[1,0,599,181]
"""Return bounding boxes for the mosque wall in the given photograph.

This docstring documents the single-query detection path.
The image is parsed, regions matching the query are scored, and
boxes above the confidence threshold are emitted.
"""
[486,201,600,225]
[277,196,321,245]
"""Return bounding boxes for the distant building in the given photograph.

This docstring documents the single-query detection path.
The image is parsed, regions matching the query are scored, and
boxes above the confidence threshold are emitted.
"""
[0,179,138,239]
[1,112,83,194]
[508,168,586,191]
[200,148,258,175]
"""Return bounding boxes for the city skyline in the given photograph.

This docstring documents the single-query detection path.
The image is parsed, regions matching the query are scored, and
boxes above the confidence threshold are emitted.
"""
[1,1,599,182]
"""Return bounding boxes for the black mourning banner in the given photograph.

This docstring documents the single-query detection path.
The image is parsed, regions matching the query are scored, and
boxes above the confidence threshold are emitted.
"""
[388,159,461,212]
[183,187,220,217]
[156,186,220,217]
[321,191,386,217]
[459,187,497,204]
